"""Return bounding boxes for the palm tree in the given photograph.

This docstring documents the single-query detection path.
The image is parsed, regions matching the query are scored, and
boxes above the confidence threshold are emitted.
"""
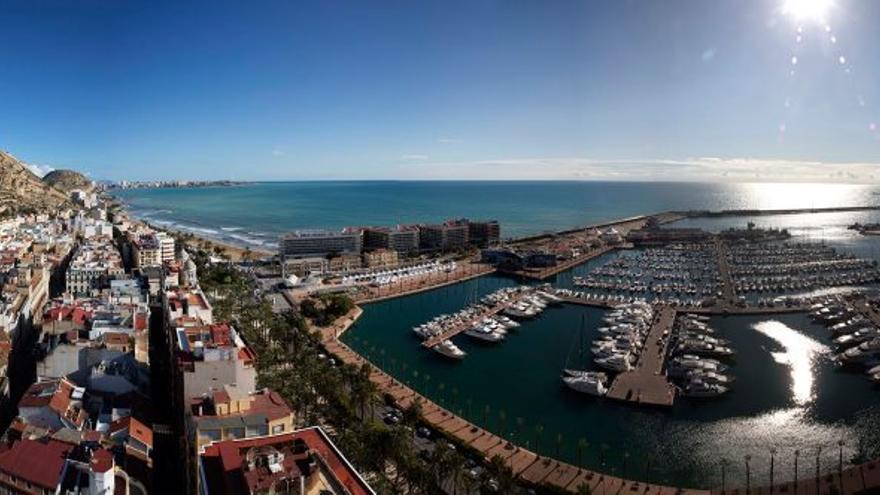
[770,447,777,491]
[556,433,564,458]
[535,424,545,452]
[745,454,752,494]
[720,458,729,494]
[486,455,516,493]
[577,438,589,467]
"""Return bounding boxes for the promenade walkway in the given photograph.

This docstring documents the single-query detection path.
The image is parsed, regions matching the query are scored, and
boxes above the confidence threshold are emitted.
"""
[606,305,677,407]
[352,262,495,304]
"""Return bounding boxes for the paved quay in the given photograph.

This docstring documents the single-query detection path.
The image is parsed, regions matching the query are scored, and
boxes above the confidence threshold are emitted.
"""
[351,262,496,304]
[606,305,677,407]
[502,245,617,280]
[318,307,710,495]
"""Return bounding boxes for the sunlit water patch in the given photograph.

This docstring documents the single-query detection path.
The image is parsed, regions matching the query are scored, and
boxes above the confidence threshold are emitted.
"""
[752,320,830,406]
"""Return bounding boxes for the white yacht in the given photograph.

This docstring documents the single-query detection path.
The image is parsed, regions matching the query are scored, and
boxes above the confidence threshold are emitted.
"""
[595,353,632,372]
[683,379,728,398]
[464,325,505,343]
[562,372,608,396]
[433,339,466,360]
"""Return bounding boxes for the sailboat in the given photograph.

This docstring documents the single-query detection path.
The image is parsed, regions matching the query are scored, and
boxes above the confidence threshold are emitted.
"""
[562,315,608,396]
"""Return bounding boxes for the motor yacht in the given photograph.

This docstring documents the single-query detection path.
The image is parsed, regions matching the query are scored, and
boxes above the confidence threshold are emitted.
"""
[433,339,466,360]
[562,372,609,396]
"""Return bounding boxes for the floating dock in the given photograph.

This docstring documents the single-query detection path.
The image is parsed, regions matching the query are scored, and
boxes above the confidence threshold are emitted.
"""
[605,305,677,407]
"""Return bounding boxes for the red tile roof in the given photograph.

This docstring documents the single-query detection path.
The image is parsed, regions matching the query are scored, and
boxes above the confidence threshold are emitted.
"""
[130,416,153,449]
[90,448,114,473]
[200,427,373,495]
[0,439,72,490]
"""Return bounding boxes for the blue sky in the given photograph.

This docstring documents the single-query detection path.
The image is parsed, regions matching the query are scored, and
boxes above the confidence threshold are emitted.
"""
[1,0,878,182]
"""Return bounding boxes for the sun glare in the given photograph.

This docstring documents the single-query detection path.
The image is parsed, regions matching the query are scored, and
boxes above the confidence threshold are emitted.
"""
[782,0,834,23]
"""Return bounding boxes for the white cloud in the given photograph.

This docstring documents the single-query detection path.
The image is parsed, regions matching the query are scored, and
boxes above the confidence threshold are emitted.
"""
[24,162,55,177]
[400,154,429,161]
[437,137,463,144]
[701,48,717,62]
[272,149,286,157]
[393,156,880,183]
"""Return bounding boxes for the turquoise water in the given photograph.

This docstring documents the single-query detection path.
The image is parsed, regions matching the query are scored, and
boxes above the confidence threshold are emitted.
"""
[113,181,880,249]
[116,181,880,488]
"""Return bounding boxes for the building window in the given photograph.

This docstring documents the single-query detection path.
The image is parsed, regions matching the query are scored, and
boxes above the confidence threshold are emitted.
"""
[271,424,285,434]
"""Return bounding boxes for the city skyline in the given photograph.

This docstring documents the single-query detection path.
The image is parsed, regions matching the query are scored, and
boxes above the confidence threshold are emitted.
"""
[2,0,879,182]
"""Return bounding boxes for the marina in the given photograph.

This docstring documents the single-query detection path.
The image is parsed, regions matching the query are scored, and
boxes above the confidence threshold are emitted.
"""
[337,207,880,491]
[605,305,677,406]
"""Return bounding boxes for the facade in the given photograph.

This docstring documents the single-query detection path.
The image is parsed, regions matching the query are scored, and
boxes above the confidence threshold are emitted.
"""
[283,257,329,277]
[189,387,295,452]
[419,220,469,252]
[467,220,501,248]
[362,248,398,269]
[174,321,258,402]
[65,238,125,297]
[327,254,362,273]
[133,234,162,267]
[157,231,175,263]
[280,229,362,258]
[362,225,420,254]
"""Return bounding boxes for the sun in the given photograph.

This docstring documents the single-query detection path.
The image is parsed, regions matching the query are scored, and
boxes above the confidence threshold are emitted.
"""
[782,0,834,23]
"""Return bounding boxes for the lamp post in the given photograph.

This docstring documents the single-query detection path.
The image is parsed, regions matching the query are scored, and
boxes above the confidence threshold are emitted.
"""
[838,440,845,494]
[815,447,822,495]
[794,449,800,495]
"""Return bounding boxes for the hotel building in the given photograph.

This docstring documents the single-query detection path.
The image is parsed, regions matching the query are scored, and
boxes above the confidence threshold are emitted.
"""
[280,229,362,258]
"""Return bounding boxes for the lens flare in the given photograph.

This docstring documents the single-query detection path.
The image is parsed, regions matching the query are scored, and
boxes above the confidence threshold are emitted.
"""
[782,0,834,23]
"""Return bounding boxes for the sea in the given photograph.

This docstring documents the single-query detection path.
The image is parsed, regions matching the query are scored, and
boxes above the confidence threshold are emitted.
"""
[114,181,880,489]
[112,181,880,250]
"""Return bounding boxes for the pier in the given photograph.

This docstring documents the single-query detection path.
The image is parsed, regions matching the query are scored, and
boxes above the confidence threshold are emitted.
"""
[501,245,618,280]
[714,239,736,307]
[605,305,677,407]
[420,301,512,349]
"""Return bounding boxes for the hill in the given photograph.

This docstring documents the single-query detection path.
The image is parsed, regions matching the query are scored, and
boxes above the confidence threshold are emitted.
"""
[0,150,71,216]
[42,169,93,193]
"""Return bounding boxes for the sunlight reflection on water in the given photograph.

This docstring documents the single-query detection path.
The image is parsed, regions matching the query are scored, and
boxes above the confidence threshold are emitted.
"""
[752,320,830,405]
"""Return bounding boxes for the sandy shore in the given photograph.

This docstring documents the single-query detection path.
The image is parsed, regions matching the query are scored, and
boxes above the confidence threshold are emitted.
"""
[131,217,275,261]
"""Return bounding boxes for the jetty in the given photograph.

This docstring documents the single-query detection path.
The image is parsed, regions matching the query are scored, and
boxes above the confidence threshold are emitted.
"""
[605,304,677,407]
[714,239,736,307]
[421,301,512,349]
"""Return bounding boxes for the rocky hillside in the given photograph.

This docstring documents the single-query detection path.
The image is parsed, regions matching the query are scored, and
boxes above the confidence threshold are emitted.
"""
[42,169,93,193]
[0,150,71,216]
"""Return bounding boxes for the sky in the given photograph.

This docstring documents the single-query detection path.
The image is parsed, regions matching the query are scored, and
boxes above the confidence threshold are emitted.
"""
[1,0,878,182]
